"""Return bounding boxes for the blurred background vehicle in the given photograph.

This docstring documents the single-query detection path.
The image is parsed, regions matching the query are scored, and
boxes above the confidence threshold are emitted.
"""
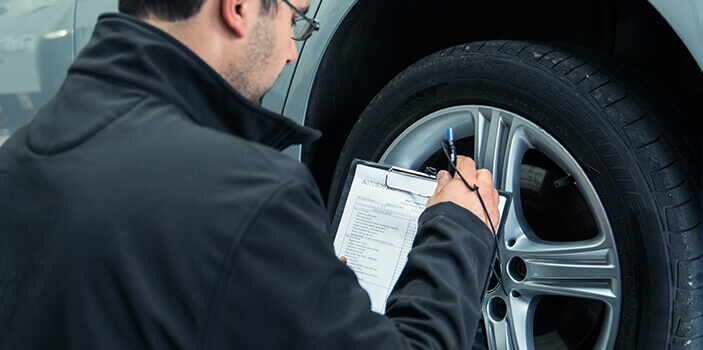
[1,0,700,349]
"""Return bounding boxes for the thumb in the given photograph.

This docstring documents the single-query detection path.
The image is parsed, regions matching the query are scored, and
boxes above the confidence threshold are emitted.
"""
[427,170,453,208]
[434,170,452,192]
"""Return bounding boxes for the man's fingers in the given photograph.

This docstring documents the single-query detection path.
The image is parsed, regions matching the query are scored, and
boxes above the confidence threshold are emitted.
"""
[474,168,501,230]
[426,155,502,233]
[454,156,476,179]
[475,168,493,186]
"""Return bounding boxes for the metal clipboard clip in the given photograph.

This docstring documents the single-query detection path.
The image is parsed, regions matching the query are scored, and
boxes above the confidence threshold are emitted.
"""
[384,166,437,198]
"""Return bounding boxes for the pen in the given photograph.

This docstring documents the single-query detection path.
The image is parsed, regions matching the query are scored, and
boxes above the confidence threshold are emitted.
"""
[447,127,457,173]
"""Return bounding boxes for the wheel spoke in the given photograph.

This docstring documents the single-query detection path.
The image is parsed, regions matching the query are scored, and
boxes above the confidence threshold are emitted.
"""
[474,108,507,185]
[510,239,619,307]
[506,296,535,349]
[483,296,537,350]
[483,313,511,350]
[472,107,533,190]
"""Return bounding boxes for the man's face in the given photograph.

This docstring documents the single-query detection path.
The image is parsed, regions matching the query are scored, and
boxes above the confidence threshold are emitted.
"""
[226,0,303,104]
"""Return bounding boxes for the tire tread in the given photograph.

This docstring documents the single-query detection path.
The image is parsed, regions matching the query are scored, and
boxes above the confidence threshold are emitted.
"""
[473,40,702,346]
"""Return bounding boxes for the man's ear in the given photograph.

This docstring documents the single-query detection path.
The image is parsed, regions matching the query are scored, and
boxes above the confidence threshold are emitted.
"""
[221,0,255,38]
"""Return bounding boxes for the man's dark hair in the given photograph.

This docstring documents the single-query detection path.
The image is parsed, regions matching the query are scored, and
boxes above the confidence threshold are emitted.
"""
[119,0,277,21]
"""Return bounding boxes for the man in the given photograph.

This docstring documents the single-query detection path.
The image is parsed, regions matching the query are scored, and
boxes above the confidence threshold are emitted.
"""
[0,0,499,348]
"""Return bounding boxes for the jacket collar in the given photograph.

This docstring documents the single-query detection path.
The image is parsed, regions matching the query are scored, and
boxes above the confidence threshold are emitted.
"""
[70,13,320,150]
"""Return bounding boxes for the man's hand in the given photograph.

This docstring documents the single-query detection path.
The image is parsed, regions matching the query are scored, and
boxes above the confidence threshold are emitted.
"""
[426,156,500,232]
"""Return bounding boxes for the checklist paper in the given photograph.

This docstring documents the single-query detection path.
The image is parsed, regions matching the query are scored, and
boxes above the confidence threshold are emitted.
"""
[332,162,435,314]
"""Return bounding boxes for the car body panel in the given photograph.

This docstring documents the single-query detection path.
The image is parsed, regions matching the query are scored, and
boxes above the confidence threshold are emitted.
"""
[263,0,354,158]
[649,0,703,71]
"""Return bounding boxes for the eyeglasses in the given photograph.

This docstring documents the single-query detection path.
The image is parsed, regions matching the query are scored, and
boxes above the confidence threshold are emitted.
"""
[281,0,320,41]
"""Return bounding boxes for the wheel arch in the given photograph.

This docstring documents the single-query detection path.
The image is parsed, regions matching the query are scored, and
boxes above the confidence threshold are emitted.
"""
[303,0,703,200]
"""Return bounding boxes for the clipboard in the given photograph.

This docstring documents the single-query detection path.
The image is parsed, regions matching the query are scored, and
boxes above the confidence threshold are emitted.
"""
[330,159,512,314]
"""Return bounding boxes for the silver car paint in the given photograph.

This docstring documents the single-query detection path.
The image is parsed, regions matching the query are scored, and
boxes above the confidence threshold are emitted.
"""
[649,0,703,71]
[264,0,354,158]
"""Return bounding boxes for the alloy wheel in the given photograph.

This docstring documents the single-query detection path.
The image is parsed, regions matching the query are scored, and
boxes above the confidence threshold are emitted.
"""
[379,105,622,349]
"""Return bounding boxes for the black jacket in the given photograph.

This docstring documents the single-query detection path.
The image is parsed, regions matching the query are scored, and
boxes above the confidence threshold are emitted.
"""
[0,14,496,349]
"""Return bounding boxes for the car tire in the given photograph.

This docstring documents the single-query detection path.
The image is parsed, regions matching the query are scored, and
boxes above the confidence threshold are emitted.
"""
[329,41,701,349]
